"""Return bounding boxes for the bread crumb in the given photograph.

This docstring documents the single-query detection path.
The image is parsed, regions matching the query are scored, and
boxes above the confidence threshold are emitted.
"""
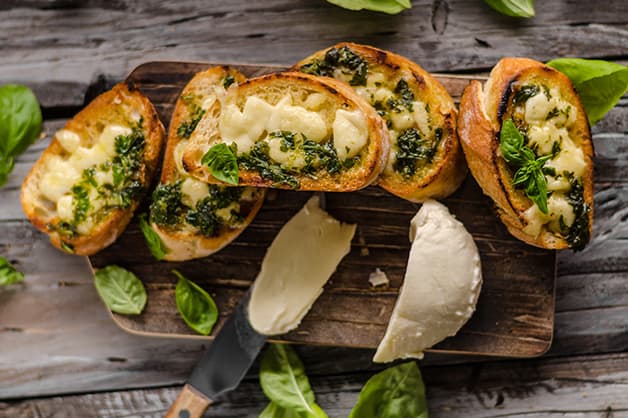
[369,268,389,287]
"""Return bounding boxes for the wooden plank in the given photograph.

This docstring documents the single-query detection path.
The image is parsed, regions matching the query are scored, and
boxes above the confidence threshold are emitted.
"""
[1,1,627,108]
[84,61,556,357]
[2,352,627,417]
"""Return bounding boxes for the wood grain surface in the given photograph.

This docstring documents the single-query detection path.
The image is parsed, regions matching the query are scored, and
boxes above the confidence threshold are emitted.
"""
[87,61,556,357]
[1,0,627,416]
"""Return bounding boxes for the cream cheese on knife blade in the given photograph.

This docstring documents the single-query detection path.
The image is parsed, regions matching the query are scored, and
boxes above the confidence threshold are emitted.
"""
[248,196,356,335]
[373,200,482,362]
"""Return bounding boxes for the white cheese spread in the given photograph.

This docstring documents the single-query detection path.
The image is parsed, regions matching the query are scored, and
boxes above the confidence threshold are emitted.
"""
[373,200,482,362]
[248,196,356,335]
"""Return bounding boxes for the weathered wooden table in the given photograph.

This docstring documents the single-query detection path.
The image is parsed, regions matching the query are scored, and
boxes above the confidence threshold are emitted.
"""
[1,1,626,417]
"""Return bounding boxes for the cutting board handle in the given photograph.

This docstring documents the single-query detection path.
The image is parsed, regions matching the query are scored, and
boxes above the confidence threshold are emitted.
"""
[166,384,212,418]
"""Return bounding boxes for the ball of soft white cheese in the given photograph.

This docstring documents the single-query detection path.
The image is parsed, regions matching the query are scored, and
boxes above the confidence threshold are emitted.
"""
[373,200,482,362]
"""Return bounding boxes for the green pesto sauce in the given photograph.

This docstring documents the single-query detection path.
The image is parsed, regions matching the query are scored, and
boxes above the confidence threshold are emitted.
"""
[150,179,245,237]
[237,131,360,189]
[55,121,146,238]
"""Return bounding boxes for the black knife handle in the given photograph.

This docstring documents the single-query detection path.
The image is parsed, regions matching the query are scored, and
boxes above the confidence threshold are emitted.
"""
[165,384,213,418]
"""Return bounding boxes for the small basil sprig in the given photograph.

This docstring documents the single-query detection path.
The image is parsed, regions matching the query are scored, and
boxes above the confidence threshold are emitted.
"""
[0,256,25,286]
[138,213,168,260]
[348,362,428,418]
[94,265,147,315]
[173,270,218,336]
[259,344,327,418]
[0,84,42,187]
[500,119,551,214]
[201,143,239,185]
[484,0,534,17]
[547,58,628,125]
[325,0,411,14]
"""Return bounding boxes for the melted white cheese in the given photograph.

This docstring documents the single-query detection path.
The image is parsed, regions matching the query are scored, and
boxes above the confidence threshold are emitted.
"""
[56,129,80,153]
[39,125,132,232]
[180,177,209,208]
[332,109,368,161]
[215,202,240,222]
[219,94,328,155]
[523,193,575,238]
[373,200,482,362]
[248,196,356,335]
[267,136,306,169]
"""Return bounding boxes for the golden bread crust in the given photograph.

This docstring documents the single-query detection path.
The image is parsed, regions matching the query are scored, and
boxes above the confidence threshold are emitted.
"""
[21,82,165,255]
[181,71,390,192]
[294,42,467,202]
[458,57,594,249]
[154,66,266,261]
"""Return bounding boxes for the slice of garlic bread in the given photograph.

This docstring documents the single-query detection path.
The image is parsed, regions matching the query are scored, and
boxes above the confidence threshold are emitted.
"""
[21,82,165,255]
[181,71,390,191]
[458,57,594,250]
[149,66,266,261]
[293,43,466,202]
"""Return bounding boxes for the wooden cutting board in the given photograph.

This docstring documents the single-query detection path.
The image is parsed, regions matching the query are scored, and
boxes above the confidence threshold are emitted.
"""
[88,61,556,358]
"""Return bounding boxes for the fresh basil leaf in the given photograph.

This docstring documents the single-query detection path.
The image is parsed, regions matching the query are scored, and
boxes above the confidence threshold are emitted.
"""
[0,84,42,187]
[0,84,42,157]
[325,0,411,15]
[0,256,25,286]
[94,265,147,315]
[348,362,428,418]
[138,213,168,260]
[201,143,239,185]
[0,154,14,187]
[546,58,628,125]
[500,119,551,213]
[499,119,526,165]
[173,270,218,336]
[260,344,325,415]
[484,0,534,17]
[260,402,326,418]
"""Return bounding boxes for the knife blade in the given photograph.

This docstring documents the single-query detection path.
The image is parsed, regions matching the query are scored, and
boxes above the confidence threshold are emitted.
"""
[165,290,266,418]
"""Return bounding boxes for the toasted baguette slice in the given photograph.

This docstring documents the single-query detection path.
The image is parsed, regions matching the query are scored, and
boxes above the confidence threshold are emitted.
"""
[293,43,466,202]
[149,66,266,261]
[21,82,165,255]
[458,57,594,250]
[181,71,390,191]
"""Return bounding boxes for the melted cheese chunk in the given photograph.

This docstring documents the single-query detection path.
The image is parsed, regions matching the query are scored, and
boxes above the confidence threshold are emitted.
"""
[545,138,586,179]
[412,102,431,138]
[373,200,482,362]
[219,94,328,154]
[39,125,132,231]
[56,129,80,153]
[523,193,575,237]
[180,177,209,208]
[56,195,74,221]
[267,137,306,169]
[215,202,240,222]
[333,109,368,161]
[248,196,356,335]
[267,95,327,142]
[528,125,568,155]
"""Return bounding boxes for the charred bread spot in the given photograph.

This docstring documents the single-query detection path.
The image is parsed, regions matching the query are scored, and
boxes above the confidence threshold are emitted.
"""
[498,78,516,125]
[375,50,388,65]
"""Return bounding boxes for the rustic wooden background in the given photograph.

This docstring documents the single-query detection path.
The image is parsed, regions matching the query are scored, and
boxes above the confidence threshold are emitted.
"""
[1,0,627,417]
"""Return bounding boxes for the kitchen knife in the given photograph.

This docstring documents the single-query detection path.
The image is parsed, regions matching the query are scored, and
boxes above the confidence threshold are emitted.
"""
[165,290,265,418]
